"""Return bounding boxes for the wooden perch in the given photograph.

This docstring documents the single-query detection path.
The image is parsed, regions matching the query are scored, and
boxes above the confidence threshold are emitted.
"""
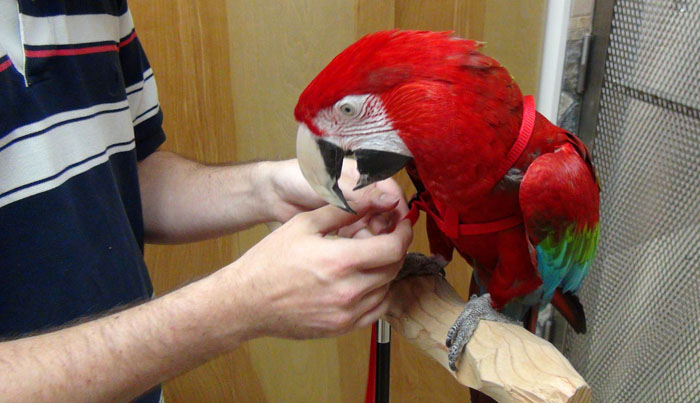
[383,274,592,403]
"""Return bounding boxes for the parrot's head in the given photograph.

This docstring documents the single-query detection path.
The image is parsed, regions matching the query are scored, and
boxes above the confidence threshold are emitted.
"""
[294,30,518,213]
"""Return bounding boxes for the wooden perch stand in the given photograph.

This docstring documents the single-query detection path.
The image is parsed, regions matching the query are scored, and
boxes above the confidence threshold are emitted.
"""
[383,274,592,403]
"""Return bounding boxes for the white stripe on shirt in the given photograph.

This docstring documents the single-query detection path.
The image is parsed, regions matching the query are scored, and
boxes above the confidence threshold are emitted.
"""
[20,11,135,47]
[0,100,130,149]
[125,68,153,94]
[128,77,160,124]
[0,106,136,208]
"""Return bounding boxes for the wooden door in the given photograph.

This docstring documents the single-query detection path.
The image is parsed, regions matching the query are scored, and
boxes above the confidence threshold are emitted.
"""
[130,1,546,401]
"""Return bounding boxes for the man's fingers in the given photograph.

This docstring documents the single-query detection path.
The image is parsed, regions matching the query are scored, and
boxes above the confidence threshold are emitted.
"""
[299,204,368,234]
[331,218,413,270]
[300,196,400,235]
[361,263,404,293]
[339,178,404,212]
[336,215,372,238]
[351,284,389,319]
[337,198,404,238]
[354,295,391,329]
[366,210,399,235]
[347,227,374,239]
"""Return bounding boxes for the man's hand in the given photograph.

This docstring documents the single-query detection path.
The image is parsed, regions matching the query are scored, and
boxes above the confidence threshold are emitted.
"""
[265,158,407,225]
[214,195,413,339]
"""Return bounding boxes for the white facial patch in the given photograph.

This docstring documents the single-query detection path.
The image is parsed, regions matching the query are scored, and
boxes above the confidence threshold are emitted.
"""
[312,94,413,158]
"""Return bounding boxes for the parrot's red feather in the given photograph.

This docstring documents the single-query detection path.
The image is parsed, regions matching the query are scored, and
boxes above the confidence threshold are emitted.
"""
[295,30,484,133]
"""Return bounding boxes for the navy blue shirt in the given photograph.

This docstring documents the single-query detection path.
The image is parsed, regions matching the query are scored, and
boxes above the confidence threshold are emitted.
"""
[1,1,164,401]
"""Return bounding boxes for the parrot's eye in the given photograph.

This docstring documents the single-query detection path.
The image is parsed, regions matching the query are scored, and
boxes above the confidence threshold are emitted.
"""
[337,102,359,118]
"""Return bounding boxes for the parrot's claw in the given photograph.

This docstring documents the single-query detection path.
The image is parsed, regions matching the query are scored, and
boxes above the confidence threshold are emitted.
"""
[446,293,515,371]
[395,252,447,282]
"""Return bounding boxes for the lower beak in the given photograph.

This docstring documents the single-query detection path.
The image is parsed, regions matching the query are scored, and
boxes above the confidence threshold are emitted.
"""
[353,149,412,190]
[296,123,412,214]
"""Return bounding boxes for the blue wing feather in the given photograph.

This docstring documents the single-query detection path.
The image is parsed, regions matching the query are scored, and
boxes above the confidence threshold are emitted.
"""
[519,141,600,305]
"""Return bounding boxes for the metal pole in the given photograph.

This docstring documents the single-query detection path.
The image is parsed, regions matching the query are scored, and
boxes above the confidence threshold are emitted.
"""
[375,319,391,403]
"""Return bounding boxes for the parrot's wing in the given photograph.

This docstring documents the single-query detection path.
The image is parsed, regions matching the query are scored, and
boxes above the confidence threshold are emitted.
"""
[519,138,600,307]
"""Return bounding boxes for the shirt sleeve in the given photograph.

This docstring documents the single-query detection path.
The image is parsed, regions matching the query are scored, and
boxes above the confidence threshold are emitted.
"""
[118,6,166,161]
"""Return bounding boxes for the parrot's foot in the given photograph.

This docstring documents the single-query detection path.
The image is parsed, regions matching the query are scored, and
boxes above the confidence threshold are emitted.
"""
[395,252,447,282]
[446,293,516,371]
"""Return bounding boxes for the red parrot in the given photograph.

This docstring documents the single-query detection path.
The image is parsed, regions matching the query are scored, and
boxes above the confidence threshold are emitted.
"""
[294,30,599,372]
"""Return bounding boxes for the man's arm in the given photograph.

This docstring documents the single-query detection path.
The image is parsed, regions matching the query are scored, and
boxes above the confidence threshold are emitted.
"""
[0,201,413,402]
[0,269,247,402]
[138,151,403,243]
[138,151,282,243]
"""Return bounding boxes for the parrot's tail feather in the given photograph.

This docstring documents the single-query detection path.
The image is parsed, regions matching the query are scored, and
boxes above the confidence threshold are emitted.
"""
[551,289,587,334]
[468,275,480,297]
[470,388,497,403]
[523,305,539,334]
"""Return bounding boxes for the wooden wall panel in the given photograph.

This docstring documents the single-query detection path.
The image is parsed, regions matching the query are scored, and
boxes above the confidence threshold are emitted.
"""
[480,0,546,97]
[356,0,395,37]
[227,0,358,162]
[129,1,267,402]
[395,0,457,31]
[130,0,546,401]
[394,0,545,97]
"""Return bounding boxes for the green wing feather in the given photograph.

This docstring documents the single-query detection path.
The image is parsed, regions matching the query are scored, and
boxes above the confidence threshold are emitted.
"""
[519,140,600,304]
[535,223,599,302]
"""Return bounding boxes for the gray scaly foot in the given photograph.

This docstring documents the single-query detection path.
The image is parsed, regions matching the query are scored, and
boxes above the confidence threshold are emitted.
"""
[446,293,517,371]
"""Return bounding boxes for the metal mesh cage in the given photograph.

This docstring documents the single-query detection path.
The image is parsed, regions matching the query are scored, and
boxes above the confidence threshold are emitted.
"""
[563,0,700,401]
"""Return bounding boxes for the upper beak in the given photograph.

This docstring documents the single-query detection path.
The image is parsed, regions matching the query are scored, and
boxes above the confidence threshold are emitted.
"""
[296,123,355,213]
[296,123,412,214]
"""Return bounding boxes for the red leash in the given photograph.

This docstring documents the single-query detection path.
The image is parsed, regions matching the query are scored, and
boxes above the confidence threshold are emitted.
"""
[364,323,378,403]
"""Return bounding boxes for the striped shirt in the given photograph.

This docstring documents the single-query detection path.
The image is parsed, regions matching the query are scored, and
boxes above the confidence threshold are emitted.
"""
[1,1,163,401]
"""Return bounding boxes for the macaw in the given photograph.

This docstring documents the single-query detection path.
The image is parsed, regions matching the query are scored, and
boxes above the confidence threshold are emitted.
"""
[294,30,600,371]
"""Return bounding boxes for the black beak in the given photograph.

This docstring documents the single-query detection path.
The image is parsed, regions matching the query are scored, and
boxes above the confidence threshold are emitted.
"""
[353,149,412,190]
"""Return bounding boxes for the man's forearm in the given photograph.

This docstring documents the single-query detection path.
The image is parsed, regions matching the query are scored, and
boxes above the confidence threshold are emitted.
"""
[0,271,251,402]
[138,151,280,243]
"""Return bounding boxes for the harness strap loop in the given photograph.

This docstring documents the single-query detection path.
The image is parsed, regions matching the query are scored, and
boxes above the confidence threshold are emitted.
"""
[405,95,535,237]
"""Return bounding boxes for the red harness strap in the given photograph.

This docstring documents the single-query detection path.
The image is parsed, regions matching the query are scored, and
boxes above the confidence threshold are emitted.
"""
[406,95,536,238]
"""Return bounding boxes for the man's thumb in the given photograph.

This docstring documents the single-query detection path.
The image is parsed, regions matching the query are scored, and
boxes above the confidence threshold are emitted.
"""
[304,203,368,234]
